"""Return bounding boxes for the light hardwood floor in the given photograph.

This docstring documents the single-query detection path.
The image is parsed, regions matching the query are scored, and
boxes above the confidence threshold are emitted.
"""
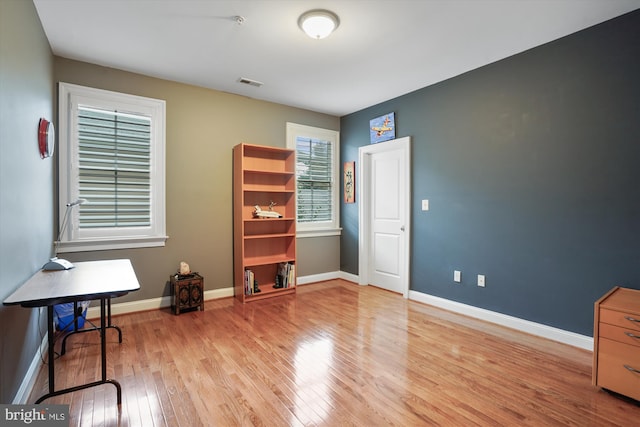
[29,280,639,426]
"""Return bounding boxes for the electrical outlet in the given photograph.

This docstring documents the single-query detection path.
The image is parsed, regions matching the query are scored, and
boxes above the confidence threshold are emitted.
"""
[477,274,485,287]
[421,199,429,211]
[454,270,461,283]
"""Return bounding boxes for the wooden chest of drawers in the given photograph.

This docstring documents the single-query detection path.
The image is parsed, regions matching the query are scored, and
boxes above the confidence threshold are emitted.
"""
[593,287,640,401]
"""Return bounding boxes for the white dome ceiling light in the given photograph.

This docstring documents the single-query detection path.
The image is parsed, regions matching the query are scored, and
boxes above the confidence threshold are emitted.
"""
[298,9,340,40]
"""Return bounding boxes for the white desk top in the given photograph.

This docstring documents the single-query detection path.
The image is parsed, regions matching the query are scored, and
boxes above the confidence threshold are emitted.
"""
[3,259,140,307]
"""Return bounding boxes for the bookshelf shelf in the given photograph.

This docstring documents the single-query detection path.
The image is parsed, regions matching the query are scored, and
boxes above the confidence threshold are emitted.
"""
[244,233,296,240]
[233,143,297,303]
[244,255,296,267]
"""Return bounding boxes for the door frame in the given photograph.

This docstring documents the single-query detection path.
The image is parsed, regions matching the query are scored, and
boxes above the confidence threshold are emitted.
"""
[358,136,411,298]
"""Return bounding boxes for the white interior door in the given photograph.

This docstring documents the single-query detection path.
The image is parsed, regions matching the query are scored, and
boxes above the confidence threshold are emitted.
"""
[358,137,411,297]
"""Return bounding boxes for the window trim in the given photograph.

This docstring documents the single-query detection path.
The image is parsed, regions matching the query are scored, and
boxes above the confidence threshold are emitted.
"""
[57,82,167,252]
[286,122,341,238]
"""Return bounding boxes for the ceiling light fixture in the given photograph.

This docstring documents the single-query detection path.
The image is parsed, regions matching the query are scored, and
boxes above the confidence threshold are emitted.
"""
[298,9,339,40]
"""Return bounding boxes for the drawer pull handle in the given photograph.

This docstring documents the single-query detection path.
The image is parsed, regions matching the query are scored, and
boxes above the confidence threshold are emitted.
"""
[624,365,640,374]
[624,316,640,324]
[624,332,640,340]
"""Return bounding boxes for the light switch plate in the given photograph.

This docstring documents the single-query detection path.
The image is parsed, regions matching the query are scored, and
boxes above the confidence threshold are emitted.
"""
[421,199,429,211]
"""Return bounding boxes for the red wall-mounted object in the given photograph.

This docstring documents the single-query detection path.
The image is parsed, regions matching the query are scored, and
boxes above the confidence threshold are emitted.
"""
[38,118,54,158]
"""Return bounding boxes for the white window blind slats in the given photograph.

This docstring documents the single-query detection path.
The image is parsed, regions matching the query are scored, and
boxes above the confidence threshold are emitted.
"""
[296,137,332,223]
[77,106,152,228]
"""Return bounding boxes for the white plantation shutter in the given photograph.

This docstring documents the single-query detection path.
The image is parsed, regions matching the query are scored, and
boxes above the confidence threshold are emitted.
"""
[296,137,332,223]
[58,82,166,252]
[78,107,152,228]
[286,123,340,236]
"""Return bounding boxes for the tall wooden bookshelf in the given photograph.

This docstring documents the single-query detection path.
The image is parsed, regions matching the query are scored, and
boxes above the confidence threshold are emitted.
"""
[233,143,296,303]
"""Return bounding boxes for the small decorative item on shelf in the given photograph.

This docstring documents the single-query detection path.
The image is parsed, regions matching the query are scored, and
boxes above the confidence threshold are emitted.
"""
[253,201,282,218]
[274,275,283,289]
[179,261,191,276]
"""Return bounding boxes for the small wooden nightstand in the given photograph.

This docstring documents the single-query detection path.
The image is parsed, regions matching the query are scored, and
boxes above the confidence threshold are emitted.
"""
[170,273,204,315]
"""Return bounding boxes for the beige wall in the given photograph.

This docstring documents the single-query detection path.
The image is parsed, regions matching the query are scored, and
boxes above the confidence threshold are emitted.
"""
[298,236,341,277]
[54,58,341,302]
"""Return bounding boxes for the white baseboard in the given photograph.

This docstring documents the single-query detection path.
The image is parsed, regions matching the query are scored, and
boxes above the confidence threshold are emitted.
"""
[85,273,355,319]
[302,273,592,349]
[296,271,341,285]
[338,270,360,284]
[299,273,592,350]
[13,332,48,404]
[86,286,235,319]
[409,290,593,351]
[85,272,357,318]
[297,271,360,285]
[18,275,592,404]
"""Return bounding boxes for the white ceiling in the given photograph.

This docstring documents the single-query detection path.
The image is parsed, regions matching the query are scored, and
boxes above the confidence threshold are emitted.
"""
[33,0,639,117]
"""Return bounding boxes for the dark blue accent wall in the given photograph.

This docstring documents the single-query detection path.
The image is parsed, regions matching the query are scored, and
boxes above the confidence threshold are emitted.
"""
[340,10,640,336]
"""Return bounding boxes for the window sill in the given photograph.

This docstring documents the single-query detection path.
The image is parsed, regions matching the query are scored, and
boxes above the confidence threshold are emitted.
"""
[296,228,342,238]
[57,235,168,253]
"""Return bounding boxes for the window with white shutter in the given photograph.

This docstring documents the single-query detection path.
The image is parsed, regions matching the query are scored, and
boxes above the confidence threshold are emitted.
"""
[78,107,151,228]
[286,123,340,237]
[58,83,167,252]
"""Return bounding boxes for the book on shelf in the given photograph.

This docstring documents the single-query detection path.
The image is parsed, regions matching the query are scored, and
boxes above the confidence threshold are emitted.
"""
[276,262,295,288]
[289,263,295,287]
[244,269,254,295]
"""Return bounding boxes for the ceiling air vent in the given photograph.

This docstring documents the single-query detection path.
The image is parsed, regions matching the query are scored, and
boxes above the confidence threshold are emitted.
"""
[238,77,263,88]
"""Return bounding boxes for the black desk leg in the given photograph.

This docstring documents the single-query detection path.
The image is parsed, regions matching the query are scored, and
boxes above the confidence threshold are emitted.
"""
[35,299,122,405]
[107,297,123,343]
[60,297,123,356]
[46,305,55,395]
[100,297,122,406]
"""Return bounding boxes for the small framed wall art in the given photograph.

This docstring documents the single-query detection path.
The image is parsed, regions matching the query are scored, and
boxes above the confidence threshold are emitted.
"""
[344,161,355,203]
[369,112,395,144]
